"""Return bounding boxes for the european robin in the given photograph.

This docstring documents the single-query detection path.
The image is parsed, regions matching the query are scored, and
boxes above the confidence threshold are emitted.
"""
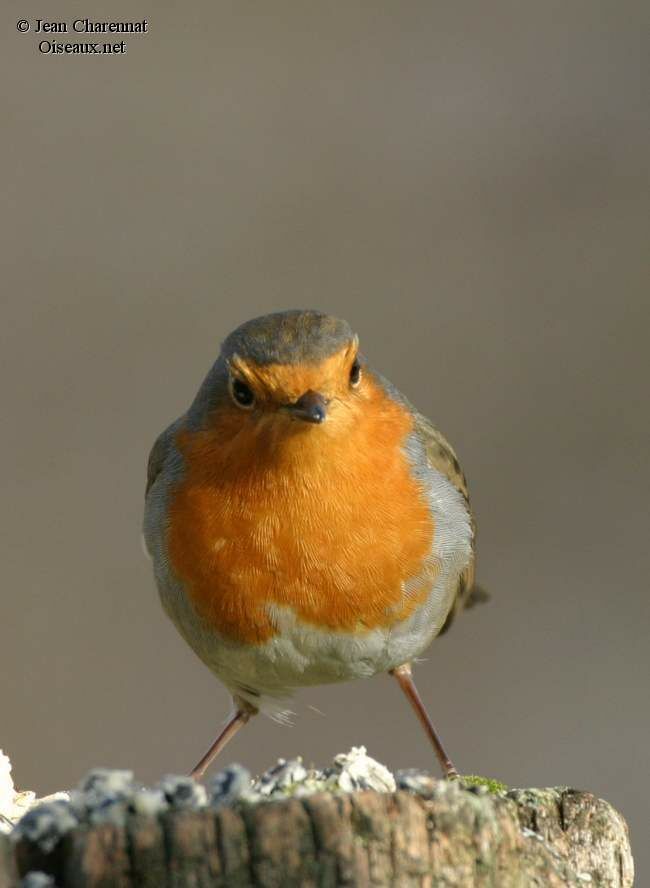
[143,310,485,780]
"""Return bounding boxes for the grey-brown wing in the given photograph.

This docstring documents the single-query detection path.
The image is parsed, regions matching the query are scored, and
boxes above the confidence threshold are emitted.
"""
[145,418,183,498]
[412,411,487,634]
[412,411,470,504]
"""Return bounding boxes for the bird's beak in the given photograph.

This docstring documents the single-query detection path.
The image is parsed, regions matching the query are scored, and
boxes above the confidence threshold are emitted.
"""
[286,390,328,424]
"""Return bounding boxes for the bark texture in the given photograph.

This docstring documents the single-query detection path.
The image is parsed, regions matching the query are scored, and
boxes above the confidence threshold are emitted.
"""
[2,783,633,887]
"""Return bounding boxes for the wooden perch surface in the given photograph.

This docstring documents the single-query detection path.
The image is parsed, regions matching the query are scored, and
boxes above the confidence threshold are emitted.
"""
[0,775,634,887]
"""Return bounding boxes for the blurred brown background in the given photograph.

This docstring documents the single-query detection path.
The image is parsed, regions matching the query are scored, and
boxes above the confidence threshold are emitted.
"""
[2,0,648,877]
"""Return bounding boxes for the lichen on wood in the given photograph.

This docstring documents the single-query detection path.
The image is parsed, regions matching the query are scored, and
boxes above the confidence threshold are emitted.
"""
[1,785,632,887]
[0,749,634,886]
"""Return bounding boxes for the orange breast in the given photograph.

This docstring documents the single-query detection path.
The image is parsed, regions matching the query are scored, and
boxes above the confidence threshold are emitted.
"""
[167,378,435,645]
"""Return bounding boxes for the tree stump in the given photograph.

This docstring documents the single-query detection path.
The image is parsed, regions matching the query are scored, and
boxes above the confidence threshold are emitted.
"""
[1,782,633,887]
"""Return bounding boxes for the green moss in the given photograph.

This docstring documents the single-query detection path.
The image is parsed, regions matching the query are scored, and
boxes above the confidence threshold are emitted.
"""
[459,775,508,794]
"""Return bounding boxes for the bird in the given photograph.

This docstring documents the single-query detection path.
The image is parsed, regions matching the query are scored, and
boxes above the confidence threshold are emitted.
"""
[143,310,485,781]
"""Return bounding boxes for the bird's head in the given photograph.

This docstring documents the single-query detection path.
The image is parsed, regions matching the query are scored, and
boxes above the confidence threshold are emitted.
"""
[200,311,365,441]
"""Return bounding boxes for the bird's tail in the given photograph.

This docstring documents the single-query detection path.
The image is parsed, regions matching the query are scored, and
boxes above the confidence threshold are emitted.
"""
[437,580,490,637]
[464,583,490,609]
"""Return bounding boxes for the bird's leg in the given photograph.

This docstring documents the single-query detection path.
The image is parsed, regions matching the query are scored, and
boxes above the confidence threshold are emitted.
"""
[189,697,258,780]
[390,663,459,780]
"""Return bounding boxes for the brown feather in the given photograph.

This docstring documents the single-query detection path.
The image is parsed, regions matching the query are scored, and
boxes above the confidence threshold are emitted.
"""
[411,411,487,635]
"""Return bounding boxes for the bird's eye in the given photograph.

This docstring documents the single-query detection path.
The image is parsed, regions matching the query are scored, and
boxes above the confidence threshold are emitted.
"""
[230,377,255,409]
[349,359,361,388]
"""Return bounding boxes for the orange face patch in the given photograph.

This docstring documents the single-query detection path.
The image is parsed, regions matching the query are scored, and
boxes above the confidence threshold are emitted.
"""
[167,361,436,645]
[228,340,358,408]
